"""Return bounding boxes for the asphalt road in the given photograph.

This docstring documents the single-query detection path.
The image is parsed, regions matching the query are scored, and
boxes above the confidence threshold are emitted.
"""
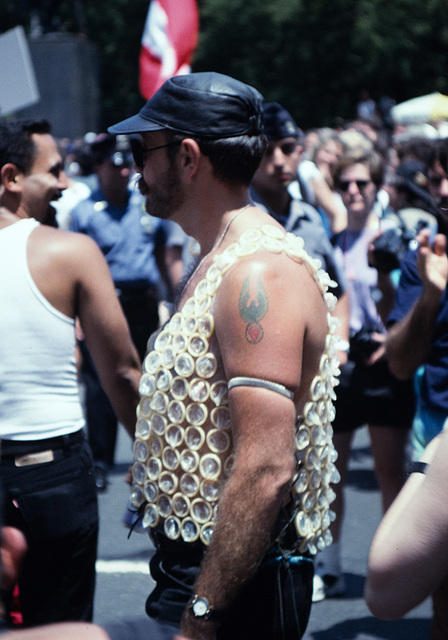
[93,425,432,640]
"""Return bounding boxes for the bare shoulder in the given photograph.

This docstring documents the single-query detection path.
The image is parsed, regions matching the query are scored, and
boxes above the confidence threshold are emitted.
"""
[30,225,101,257]
[214,250,327,390]
[216,250,325,320]
[28,226,106,274]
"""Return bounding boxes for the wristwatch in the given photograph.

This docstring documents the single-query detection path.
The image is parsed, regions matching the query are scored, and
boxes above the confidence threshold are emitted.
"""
[188,594,224,621]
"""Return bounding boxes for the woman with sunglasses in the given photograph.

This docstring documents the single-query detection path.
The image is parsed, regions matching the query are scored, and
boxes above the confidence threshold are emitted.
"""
[312,149,415,602]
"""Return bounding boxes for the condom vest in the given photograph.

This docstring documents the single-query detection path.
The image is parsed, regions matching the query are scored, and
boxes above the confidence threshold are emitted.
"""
[130,225,341,555]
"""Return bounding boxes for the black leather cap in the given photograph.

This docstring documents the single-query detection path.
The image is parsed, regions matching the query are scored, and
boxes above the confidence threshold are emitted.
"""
[108,72,264,139]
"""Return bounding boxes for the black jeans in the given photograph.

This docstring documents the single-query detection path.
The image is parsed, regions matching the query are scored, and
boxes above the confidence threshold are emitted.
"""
[146,534,314,640]
[0,433,98,627]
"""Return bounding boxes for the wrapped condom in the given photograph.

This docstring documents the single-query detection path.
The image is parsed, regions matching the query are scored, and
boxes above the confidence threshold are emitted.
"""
[131,225,341,553]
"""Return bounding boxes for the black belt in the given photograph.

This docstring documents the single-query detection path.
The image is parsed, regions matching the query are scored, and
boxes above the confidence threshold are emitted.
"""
[0,430,85,459]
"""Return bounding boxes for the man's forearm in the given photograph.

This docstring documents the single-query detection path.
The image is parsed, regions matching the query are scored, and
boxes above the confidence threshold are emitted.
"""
[101,366,141,439]
[180,462,292,639]
[386,290,441,380]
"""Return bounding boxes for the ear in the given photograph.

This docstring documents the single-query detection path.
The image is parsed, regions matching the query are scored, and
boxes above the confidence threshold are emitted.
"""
[177,138,202,183]
[1,163,23,193]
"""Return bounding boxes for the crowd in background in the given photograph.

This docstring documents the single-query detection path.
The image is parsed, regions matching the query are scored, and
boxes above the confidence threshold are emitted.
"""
[2,86,448,639]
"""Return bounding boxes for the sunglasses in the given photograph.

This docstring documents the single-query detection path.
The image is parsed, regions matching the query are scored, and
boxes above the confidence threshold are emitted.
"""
[130,138,181,168]
[428,175,444,187]
[337,179,372,192]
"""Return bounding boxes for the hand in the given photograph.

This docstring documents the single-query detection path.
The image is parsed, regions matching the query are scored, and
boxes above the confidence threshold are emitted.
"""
[124,465,133,485]
[416,230,448,296]
[364,332,385,366]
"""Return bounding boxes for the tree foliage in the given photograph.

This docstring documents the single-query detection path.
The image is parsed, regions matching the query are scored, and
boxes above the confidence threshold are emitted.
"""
[2,0,448,130]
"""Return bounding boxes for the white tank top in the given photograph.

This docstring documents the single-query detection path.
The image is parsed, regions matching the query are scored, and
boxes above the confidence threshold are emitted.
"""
[0,218,85,440]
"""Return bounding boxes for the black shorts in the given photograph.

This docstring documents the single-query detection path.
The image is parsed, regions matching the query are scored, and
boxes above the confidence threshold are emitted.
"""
[332,358,415,434]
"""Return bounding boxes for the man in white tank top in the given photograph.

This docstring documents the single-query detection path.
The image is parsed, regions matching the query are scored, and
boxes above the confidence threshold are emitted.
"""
[0,119,141,628]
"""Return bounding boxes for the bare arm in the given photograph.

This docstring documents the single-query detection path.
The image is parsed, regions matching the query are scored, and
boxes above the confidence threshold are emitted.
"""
[178,256,326,640]
[311,174,347,234]
[386,231,448,380]
[333,290,350,366]
[74,237,141,439]
[365,430,448,619]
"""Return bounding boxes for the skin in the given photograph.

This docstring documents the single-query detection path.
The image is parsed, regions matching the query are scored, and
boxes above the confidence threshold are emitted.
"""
[386,159,448,381]
[310,138,347,233]
[0,132,141,438]
[251,136,302,218]
[365,429,448,620]
[136,130,329,640]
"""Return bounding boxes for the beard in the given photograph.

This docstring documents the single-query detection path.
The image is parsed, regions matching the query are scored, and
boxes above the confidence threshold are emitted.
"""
[138,163,184,221]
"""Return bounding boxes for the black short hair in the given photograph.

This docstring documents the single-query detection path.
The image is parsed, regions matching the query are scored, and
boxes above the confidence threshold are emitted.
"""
[165,131,267,187]
[0,119,51,175]
[426,138,448,175]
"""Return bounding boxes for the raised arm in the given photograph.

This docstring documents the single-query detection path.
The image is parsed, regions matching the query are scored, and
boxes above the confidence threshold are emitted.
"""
[178,255,326,640]
[386,230,448,380]
[365,429,448,619]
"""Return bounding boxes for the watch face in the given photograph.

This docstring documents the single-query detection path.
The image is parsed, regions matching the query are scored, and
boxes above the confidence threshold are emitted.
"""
[192,596,210,618]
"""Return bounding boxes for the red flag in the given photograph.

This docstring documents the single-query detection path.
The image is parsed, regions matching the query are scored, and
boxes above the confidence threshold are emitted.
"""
[139,0,199,100]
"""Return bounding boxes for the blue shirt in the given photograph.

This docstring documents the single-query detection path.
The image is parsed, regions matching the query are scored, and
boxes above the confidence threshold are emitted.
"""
[69,187,179,288]
[388,248,448,413]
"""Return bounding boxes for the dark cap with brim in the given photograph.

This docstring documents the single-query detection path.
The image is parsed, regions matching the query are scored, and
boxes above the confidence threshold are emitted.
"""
[389,159,433,206]
[262,102,303,142]
[108,72,264,139]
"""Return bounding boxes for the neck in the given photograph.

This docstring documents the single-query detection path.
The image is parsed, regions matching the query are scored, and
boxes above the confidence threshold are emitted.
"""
[181,183,252,256]
[0,205,26,228]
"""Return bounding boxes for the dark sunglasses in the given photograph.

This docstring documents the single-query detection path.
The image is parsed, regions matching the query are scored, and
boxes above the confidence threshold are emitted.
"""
[428,175,444,186]
[337,179,371,192]
[130,138,181,168]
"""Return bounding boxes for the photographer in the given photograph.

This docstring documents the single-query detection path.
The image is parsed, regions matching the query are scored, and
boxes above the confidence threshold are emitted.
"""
[312,149,415,600]
[387,139,448,460]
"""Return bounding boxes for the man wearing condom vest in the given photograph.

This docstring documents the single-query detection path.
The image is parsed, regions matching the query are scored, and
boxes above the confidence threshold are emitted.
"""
[108,72,341,640]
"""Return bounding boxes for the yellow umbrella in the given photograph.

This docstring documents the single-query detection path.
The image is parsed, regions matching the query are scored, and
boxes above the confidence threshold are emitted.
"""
[391,92,448,125]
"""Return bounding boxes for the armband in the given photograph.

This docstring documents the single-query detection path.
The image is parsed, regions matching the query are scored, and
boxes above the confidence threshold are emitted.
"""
[228,376,294,400]
[408,461,428,475]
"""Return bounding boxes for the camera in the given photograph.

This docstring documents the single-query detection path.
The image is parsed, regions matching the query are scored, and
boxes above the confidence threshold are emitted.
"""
[372,215,432,273]
[349,328,381,364]
[371,226,415,273]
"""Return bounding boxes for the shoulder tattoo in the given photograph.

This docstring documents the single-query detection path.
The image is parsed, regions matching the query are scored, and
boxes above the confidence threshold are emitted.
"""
[238,275,269,344]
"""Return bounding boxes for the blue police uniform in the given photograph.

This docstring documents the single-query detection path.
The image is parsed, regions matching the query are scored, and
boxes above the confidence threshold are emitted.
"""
[69,186,182,478]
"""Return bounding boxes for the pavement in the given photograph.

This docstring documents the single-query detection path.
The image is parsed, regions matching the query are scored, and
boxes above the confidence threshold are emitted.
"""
[94,425,432,639]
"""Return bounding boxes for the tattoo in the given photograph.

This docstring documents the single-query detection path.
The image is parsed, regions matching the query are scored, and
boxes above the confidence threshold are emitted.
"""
[238,276,269,344]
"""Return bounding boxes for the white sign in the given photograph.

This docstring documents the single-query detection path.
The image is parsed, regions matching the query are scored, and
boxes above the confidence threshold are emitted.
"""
[0,26,40,116]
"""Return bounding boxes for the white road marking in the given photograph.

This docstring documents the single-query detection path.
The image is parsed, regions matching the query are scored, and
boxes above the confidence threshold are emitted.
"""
[96,560,149,574]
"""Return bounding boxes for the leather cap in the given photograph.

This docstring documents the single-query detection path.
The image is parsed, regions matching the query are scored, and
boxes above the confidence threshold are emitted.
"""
[108,72,264,139]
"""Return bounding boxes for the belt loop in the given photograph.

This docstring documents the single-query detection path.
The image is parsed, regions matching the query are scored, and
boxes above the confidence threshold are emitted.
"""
[62,434,71,456]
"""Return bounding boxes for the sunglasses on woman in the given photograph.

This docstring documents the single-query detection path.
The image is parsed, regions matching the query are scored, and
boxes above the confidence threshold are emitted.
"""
[337,179,372,192]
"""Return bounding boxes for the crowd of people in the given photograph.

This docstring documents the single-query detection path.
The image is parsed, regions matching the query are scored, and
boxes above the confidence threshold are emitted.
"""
[1,71,448,640]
